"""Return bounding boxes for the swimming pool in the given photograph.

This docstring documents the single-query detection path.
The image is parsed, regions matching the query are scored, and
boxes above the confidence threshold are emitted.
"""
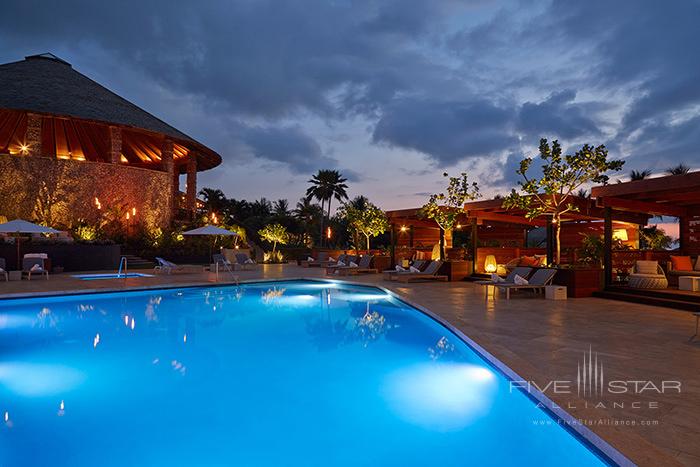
[72,273,153,280]
[0,280,621,466]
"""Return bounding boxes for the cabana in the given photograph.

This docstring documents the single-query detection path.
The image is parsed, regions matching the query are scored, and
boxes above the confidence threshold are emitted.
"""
[464,196,644,274]
[592,172,700,310]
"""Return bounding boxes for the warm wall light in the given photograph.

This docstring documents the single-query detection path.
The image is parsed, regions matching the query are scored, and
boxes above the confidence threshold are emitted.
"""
[400,225,407,232]
[456,223,462,229]
[484,255,497,273]
[613,229,628,242]
[19,144,29,155]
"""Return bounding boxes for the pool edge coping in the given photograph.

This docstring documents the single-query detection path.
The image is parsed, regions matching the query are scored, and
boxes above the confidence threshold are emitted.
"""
[0,276,634,466]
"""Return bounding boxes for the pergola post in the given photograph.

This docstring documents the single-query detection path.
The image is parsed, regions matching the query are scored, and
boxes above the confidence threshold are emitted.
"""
[546,218,555,265]
[470,218,478,275]
[678,216,686,252]
[25,113,42,157]
[108,126,122,163]
[439,228,445,261]
[408,225,414,247]
[603,207,613,288]
[186,153,197,217]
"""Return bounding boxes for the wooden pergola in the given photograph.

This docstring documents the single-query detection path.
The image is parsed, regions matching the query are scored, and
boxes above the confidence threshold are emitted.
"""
[464,196,649,273]
[592,172,700,287]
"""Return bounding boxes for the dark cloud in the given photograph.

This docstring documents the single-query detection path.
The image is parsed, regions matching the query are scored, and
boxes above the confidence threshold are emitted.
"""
[372,97,518,166]
[0,0,698,199]
[240,125,335,174]
[518,90,602,140]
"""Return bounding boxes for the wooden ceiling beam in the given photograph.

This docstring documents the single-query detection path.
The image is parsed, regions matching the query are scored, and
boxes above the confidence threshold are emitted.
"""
[466,211,547,227]
[597,196,686,218]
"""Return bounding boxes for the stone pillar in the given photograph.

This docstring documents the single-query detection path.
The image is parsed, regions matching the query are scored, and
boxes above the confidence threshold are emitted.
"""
[161,139,175,223]
[25,113,42,156]
[108,126,122,163]
[186,153,197,215]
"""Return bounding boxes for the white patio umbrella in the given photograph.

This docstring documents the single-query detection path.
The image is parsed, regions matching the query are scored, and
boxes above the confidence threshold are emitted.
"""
[182,225,238,261]
[0,219,60,268]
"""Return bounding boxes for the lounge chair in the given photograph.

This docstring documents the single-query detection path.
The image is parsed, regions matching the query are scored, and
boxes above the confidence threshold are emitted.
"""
[336,255,377,275]
[475,266,533,286]
[212,253,236,273]
[325,255,357,274]
[22,257,49,281]
[382,259,427,279]
[496,268,557,299]
[154,257,185,274]
[0,258,8,282]
[300,252,329,268]
[393,260,448,283]
[235,253,256,270]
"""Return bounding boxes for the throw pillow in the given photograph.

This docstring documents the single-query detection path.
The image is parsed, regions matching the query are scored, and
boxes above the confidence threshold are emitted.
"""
[636,261,658,275]
[671,256,693,271]
[514,274,529,285]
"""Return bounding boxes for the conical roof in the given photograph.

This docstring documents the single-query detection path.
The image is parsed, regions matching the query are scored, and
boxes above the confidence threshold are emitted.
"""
[0,53,221,170]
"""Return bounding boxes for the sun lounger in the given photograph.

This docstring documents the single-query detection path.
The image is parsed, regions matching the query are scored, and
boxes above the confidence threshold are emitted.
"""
[336,255,377,275]
[300,252,329,268]
[154,257,200,274]
[213,253,236,272]
[475,266,533,286]
[235,253,256,270]
[496,268,557,299]
[325,255,357,274]
[0,258,8,282]
[392,260,448,282]
[22,257,49,280]
[382,259,426,279]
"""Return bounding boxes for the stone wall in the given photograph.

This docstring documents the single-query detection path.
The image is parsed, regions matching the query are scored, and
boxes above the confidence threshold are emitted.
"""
[0,154,172,231]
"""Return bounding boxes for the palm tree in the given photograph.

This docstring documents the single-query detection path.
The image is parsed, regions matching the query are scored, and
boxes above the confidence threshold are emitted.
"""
[630,169,652,180]
[575,189,589,198]
[306,170,349,245]
[294,198,323,246]
[667,163,690,175]
[273,199,290,217]
[199,188,228,213]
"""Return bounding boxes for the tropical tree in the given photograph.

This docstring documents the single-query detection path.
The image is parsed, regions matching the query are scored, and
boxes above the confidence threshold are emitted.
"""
[639,225,674,250]
[294,198,323,246]
[199,188,228,214]
[273,199,291,217]
[340,198,389,250]
[258,223,289,256]
[667,163,690,175]
[421,172,480,260]
[306,170,349,246]
[503,138,624,265]
[630,169,652,180]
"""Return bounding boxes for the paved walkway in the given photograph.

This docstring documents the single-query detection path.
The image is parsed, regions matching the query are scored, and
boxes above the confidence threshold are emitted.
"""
[1,265,698,466]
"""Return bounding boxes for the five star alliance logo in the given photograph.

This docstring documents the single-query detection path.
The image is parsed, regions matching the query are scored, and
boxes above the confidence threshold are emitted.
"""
[577,346,604,398]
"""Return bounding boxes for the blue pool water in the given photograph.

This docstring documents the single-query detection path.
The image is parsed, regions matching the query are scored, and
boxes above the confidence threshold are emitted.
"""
[0,280,612,466]
[72,273,153,280]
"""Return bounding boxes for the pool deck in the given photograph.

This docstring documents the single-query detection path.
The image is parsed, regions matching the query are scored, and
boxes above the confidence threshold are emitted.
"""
[1,264,698,466]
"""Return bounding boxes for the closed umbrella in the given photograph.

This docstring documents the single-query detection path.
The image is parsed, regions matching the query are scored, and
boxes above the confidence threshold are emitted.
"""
[182,225,238,261]
[0,219,60,269]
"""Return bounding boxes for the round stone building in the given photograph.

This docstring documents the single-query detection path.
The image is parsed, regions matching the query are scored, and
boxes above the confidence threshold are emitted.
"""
[0,53,221,231]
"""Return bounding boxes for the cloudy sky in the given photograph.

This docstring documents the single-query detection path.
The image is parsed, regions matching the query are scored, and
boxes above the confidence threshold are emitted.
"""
[1,0,699,210]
